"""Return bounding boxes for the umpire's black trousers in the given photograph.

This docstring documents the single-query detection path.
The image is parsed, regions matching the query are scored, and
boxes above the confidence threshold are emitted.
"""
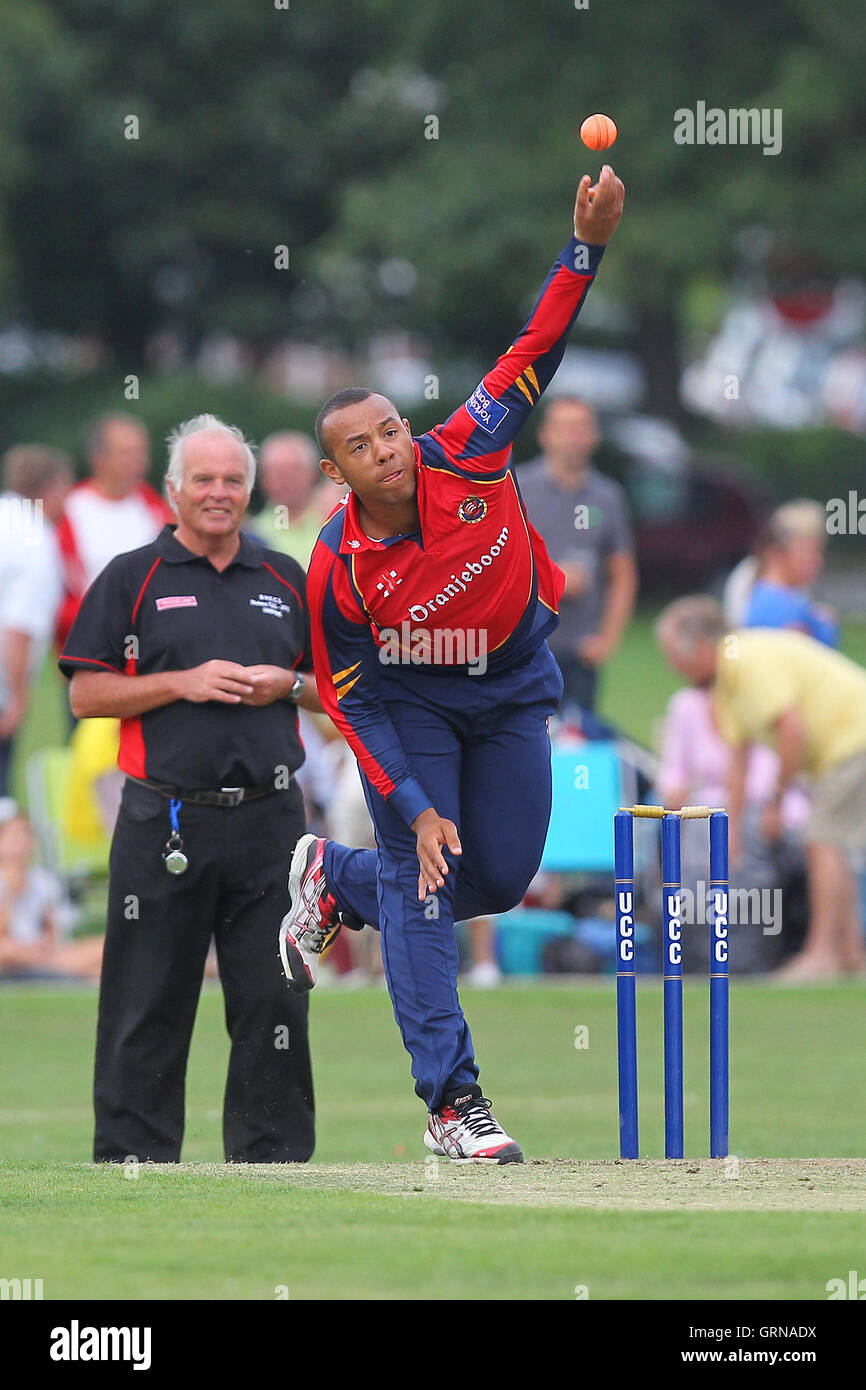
[94,777,314,1164]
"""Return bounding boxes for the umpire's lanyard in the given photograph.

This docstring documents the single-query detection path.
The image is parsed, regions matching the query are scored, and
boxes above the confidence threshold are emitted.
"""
[162,798,189,875]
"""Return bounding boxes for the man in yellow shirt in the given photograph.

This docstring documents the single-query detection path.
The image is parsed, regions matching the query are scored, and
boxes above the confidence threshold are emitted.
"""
[658,596,866,980]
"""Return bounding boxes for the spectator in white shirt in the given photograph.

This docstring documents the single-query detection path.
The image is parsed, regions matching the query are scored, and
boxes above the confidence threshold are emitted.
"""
[0,445,71,796]
[55,414,172,649]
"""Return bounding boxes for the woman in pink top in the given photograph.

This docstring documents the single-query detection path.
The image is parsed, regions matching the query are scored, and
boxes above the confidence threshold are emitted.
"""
[656,685,810,974]
[658,685,810,830]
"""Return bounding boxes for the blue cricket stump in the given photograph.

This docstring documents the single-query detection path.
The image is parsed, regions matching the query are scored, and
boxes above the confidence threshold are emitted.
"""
[615,804,730,1160]
[615,810,639,1159]
[662,813,684,1159]
[709,811,730,1159]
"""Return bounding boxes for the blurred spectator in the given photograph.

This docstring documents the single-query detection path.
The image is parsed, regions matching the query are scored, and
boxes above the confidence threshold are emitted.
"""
[721,549,761,628]
[55,414,171,649]
[249,431,323,567]
[742,499,838,645]
[658,597,866,981]
[323,740,383,985]
[0,813,102,979]
[0,445,72,796]
[518,397,637,713]
[658,684,809,833]
[65,717,123,844]
[462,918,502,987]
[723,499,837,642]
[657,672,810,973]
[311,473,349,523]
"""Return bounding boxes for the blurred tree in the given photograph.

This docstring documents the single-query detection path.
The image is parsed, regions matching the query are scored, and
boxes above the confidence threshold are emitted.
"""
[1,0,421,363]
[1,0,865,416]
[312,0,866,415]
[0,0,60,305]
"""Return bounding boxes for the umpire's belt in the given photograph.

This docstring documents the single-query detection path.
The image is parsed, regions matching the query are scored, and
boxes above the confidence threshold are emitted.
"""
[127,776,286,807]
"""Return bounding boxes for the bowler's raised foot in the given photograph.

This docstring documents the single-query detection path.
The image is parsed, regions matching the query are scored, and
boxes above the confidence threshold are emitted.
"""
[278,834,343,993]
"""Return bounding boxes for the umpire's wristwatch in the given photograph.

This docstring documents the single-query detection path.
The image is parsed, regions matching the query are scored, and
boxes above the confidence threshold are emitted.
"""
[287,672,305,704]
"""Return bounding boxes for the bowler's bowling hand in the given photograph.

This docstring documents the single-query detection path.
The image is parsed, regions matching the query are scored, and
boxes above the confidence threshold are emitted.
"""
[574,164,624,245]
[411,807,462,901]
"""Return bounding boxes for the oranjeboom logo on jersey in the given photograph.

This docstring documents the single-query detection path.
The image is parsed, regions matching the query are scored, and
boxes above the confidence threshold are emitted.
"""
[457,496,487,524]
[401,527,510,624]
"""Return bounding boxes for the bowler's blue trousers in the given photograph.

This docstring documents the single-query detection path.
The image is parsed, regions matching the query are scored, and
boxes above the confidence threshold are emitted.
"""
[325,642,563,1110]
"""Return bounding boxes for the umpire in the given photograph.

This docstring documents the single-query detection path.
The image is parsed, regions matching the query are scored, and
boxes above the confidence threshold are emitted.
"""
[59,414,316,1164]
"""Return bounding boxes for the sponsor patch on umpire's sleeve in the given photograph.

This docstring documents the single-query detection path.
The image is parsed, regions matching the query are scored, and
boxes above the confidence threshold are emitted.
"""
[466,384,509,436]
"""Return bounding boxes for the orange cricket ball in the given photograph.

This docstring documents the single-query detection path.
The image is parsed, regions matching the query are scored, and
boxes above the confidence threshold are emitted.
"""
[580,113,618,151]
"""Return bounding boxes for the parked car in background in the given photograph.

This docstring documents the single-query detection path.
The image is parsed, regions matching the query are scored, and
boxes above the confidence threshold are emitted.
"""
[596,415,767,592]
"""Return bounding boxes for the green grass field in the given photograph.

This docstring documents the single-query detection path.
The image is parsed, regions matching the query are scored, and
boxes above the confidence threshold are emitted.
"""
[5,607,866,1299]
[2,980,864,1300]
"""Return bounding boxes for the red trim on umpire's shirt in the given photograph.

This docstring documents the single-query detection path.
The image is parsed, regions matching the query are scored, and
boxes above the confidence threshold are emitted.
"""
[57,655,122,674]
[117,555,162,779]
[131,558,163,623]
[260,560,303,613]
[119,645,147,779]
[118,717,147,779]
[261,558,309,668]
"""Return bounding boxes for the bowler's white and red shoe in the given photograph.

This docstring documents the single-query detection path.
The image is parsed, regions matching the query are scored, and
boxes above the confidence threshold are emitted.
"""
[423,1093,524,1164]
[278,835,342,993]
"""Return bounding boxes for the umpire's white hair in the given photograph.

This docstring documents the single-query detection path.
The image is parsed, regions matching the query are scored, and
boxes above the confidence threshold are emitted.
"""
[164,414,257,509]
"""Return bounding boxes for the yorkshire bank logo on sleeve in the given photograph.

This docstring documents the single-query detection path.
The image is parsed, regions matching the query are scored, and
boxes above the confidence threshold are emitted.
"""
[466,384,509,436]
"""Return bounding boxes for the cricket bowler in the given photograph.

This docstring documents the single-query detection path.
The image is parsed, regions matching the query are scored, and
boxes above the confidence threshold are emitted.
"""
[279,164,625,1162]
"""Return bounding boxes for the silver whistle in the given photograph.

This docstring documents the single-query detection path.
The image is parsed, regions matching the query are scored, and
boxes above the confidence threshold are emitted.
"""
[163,832,189,875]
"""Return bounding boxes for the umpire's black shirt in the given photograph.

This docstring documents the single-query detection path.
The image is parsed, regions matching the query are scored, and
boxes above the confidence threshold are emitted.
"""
[59,525,312,788]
